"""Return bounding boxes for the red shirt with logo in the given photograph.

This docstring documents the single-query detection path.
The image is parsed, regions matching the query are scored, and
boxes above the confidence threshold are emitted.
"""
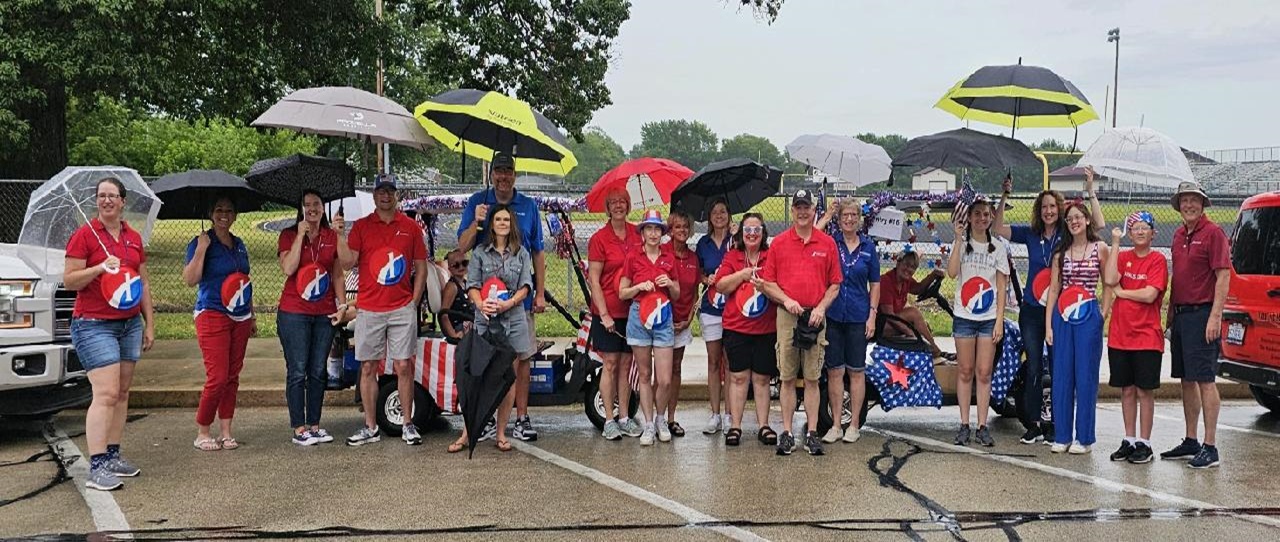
[66,219,147,319]
[1108,249,1168,352]
[587,224,640,319]
[759,227,842,308]
[714,248,776,335]
[623,245,676,296]
[662,242,700,325]
[879,270,919,315]
[278,226,340,316]
[347,212,426,312]
[1170,216,1231,306]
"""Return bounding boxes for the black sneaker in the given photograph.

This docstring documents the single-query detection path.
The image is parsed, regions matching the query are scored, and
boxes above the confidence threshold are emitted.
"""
[954,424,971,446]
[1127,442,1154,464]
[1019,426,1043,445]
[1187,445,1220,469]
[1159,438,1202,461]
[804,431,825,456]
[1110,440,1135,461]
[974,425,994,447]
[776,431,796,456]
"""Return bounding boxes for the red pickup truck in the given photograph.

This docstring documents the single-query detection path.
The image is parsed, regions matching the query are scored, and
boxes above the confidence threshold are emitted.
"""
[1218,191,1280,413]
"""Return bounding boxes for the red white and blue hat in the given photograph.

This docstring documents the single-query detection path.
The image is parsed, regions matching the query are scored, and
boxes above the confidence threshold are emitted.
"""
[1124,210,1155,233]
[636,209,667,233]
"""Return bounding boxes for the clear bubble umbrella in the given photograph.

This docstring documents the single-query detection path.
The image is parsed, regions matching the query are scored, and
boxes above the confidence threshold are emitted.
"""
[20,166,162,252]
[1076,127,1193,189]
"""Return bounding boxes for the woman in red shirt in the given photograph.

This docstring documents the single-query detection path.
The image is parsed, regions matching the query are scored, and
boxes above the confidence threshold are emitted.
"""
[714,213,778,446]
[277,190,346,446]
[620,210,681,446]
[63,177,156,491]
[662,210,701,437]
[587,187,641,440]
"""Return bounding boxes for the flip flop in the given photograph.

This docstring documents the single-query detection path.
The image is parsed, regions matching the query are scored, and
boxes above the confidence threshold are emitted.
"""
[193,437,221,451]
[218,437,240,450]
[447,439,468,454]
[495,439,513,452]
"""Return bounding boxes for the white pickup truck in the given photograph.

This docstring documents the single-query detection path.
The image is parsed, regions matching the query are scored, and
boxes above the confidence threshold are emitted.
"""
[0,243,87,418]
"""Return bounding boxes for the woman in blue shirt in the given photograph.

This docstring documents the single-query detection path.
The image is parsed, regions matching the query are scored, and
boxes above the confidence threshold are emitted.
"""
[694,198,733,435]
[183,196,255,452]
[823,199,879,444]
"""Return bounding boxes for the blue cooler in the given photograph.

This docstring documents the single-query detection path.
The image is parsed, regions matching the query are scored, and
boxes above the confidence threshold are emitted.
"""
[530,358,556,394]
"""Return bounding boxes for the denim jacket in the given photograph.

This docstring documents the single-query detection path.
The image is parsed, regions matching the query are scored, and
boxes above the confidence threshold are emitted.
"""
[467,243,534,321]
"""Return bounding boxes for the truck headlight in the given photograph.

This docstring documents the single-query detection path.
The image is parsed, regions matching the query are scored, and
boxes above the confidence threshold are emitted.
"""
[0,280,36,329]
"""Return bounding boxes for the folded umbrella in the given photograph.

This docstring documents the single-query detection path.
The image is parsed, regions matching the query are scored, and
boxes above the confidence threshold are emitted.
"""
[246,154,356,207]
[454,325,517,458]
[670,158,783,220]
[585,157,692,212]
[152,169,265,219]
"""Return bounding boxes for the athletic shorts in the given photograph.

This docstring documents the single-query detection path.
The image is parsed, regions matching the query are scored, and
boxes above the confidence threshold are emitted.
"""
[589,314,631,354]
[1107,348,1161,390]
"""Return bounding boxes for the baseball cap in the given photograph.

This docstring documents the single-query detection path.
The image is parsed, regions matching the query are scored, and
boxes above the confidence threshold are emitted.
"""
[791,188,814,206]
[491,151,516,171]
[374,173,397,191]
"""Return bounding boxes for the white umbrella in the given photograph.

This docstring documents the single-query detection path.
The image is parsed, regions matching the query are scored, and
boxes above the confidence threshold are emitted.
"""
[785,134,892,187]
[330,190,376,222]
[252,86,435,150]
[1076,127,1193,189]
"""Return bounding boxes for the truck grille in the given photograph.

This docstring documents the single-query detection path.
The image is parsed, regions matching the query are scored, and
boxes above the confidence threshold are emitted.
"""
[54,284,75,342]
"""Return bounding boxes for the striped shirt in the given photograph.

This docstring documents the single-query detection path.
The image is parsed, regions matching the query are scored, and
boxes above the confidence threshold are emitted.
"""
[1061,241,1102,292]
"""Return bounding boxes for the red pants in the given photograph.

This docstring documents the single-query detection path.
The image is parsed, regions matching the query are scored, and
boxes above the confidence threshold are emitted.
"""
[195,311,252,426]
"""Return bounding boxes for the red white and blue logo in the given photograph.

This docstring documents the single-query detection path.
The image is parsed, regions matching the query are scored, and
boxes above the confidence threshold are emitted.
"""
[1057,285,1097,325]
[296,263,330,302]
[959,276,996,315]
[639,292,672,330]
[1032,269,1052,306]
[482,277,511,301]
[99,266,142,311]
[373,248,406,286]
[221,272,253,316]
[705,288,726,310]
[738,284,770,319]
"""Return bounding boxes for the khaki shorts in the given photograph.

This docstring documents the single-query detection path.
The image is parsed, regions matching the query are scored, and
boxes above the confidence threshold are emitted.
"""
[775,309,827,381]
[355,303,417,362]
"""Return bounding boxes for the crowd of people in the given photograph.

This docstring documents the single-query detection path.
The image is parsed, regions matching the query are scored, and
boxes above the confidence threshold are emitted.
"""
[64,155,1232,491]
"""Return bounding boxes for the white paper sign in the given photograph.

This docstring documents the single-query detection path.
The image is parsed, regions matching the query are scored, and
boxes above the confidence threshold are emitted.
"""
[869,207,906,241]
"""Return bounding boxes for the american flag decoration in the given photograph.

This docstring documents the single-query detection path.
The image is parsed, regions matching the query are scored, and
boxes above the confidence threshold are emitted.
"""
[378,338,460,414]
[866,346,943,411]
[951,181,977,229]
[990,319,1023,402]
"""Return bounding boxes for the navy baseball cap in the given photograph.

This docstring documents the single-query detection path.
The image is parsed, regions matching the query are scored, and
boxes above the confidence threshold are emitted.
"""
[373,173,398,191]
[492,152,516,171]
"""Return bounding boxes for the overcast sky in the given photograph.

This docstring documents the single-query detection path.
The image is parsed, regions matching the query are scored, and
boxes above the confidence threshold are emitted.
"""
[590,0,1280,155]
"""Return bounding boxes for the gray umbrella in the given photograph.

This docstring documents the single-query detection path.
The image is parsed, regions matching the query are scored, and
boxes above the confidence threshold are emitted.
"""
[251,86,435,150]
[785,134,892,187]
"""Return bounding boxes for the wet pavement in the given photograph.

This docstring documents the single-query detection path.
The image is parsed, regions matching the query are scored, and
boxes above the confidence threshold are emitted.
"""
[3,401,1280,541]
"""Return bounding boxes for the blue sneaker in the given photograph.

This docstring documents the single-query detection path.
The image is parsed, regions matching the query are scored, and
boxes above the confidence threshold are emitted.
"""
[86,468,123,491]
[104,457,140,477]
[311,428,334,443]
[293,430,320,446]
[1187,445,1220,469]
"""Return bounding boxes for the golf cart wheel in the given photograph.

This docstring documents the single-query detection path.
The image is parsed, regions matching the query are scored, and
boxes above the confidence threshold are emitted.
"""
[1251,385,1280,414]
[585,382,639,430]
[376,381,436,436]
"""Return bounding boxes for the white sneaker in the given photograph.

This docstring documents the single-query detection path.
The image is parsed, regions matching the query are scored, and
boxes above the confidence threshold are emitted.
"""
[1050,442,1068,454]
[1068,442,1091,454]
[640,423,656,446]
[703,413,722,434]
[821,427,843,443]
[656,417,672,442]
[842,428,861,444]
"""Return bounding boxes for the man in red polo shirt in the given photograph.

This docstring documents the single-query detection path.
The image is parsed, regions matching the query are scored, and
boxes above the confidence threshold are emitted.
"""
[1161,181,1230,469]
[335,175,428,447]
[759,188,842,456]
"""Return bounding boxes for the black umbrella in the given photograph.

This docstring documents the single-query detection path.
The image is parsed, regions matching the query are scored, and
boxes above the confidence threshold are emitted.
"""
[454,324,516,458]
[892,128,1040,170]
[670,158,783,221]
[935,62,1099,138]
[246,154,355,207]
[152,169,265,219]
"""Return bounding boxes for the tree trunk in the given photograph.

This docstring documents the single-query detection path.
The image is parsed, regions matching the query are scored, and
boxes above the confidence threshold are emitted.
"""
[0,80,68,180]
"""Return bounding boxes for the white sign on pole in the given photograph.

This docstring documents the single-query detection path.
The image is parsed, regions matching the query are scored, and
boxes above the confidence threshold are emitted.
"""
[869,207,906,241]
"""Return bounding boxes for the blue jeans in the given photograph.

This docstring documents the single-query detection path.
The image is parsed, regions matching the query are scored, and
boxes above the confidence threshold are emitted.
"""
[277,311,334,428]
[1018,302,1050,429]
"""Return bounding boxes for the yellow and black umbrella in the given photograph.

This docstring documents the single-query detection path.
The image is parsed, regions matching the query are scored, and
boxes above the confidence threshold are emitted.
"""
[935,62,1099,136]
[414,89,577,176]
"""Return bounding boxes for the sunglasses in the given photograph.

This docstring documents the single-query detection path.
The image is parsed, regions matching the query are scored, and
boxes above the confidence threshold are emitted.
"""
[742,226,763,235]
[449,260,469,268]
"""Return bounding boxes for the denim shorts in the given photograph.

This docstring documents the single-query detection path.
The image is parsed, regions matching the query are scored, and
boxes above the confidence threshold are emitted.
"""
[71,315,143,371]
[824,320,868,371]
[953,316,996,339]
[626,302,675,348]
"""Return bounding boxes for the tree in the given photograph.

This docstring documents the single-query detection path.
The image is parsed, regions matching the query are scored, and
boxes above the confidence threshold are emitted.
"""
[718,133,785,168]
[0,0,630,179]
[630,120,719,172]
[565,127,626,185]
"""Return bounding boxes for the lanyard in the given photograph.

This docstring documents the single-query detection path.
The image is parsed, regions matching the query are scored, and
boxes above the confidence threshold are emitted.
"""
[1039,229,1060,269]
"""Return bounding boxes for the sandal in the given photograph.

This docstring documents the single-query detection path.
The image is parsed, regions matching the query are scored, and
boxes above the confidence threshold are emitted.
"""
[725,428,742,446]
[218,437,240,450]
[758,426,778,446]
[193,437,221,452]
[495,439,513,452]
[668,421,686,437]
[447,438,468,454]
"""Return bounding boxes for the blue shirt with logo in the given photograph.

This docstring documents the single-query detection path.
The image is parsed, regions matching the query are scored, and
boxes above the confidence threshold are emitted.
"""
[829,231,879,324]
[185,232,253,320]
[459,188,544,310]
[695,233,732,316]
[1010,224,1062,307]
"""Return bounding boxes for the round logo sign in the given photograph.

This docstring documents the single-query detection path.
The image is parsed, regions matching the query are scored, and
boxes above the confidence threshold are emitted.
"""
[482,277,511,301]
[99,266,143,311]
[296,263,330,302]
[705,288,726,310]
[1057,285,1097,325]
[221,272,253,315]
[373,248,406,286]
[639,291,672,330]
[1032,269,1052,306]
[959,276,996,315]
[738,283,770,319]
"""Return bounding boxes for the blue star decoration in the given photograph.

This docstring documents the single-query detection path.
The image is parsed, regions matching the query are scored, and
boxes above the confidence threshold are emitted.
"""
[990,319,1023,402]
[867,345,943,411]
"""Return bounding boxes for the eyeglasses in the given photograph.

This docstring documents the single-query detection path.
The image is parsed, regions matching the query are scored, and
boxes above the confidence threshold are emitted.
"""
[450,260,469,268]
[742,226,763,235]
[1065,215,1088,223]
[97,194,122,200]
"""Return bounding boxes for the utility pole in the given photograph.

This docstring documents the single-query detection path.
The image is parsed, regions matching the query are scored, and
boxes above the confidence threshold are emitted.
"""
[1107,28,1120,128]
[376,0,388,174]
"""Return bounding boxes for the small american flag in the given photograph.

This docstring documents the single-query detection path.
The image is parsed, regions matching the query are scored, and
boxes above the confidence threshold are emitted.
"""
[951,181,977,229]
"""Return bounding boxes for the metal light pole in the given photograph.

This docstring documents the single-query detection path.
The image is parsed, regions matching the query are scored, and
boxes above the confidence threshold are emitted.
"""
[1107,28,1120,128]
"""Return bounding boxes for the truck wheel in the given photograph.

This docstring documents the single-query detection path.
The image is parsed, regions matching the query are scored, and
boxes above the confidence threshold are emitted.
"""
[1250,385,1280,414]
[585,382,639,430]
[376,381,436,436]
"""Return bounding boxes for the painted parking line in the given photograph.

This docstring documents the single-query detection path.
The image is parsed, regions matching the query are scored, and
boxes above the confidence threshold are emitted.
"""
[865,426,1280,530]
[1097,404,1280,440]
[513,440,770,542]
[42,423,133,538]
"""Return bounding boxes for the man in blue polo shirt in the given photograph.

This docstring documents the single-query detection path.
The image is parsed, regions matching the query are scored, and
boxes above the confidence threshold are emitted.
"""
[458,151,546,442]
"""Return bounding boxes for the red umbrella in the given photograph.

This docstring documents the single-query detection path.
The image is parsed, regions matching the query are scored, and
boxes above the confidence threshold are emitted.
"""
[585,157,693,212]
